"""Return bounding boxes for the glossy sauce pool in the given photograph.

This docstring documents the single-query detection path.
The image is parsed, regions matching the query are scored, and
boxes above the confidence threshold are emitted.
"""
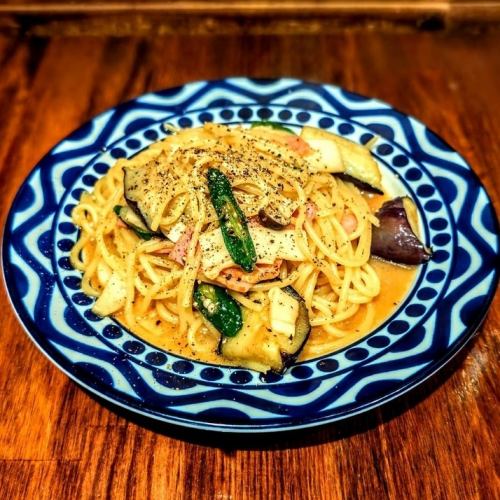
[114,258,417,366]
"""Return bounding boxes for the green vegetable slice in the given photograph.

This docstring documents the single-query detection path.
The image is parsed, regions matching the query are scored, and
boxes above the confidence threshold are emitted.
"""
[219,286,311,373]
[207,168,257,272]
[113,205,155,240]
[193,283,243,337]
[250,121,295,134]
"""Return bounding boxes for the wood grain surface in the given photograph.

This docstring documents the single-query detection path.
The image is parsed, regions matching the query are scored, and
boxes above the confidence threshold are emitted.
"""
[1,1,500,36]
[0,31,498,499]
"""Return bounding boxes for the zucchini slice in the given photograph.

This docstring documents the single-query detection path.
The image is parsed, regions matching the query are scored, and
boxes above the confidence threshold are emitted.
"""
[113,205,156,240]
[251,121,295,134]
[219,286,311,373]
[193,282,243,338]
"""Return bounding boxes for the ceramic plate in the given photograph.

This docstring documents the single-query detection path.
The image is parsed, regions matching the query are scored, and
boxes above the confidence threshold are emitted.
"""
[3,78,499,432]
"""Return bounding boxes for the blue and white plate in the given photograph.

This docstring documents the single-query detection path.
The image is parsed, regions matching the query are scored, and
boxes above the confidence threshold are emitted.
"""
[3,78,499,432]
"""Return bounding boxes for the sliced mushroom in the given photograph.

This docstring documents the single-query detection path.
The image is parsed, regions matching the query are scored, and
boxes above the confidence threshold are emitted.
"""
[258,208,288,229]
[258,193,298,230]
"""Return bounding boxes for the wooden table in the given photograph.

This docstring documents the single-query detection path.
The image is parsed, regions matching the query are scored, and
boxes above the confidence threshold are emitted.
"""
[0,30,498,499]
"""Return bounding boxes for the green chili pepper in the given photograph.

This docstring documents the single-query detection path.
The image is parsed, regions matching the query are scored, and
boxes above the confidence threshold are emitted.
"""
[193,283,243,337]
[250,121,295,134]
[207,168,257,272]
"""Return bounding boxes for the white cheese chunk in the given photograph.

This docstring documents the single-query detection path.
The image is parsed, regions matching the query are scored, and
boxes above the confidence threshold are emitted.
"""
[166,221,187,243]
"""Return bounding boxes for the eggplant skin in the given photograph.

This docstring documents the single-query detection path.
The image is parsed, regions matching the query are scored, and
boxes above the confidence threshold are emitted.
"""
[277,286,311,372]
[335,173,384,195]
[371,197,432,265]
[217,285,311,375]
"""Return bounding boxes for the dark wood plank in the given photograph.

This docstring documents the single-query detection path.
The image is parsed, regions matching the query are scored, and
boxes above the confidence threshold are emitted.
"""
[0,2,500,36]
[0,31,498,500]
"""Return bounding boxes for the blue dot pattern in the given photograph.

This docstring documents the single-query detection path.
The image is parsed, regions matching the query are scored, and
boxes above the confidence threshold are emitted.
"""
[388,321,410,335]
[144,129,158,140]
[172,361,194,374]
[110,148,126,159]
[123,341,146,355]
[316,359,339,372]
[230,371,252,384]
[200,367,224,381]
[103,325,122,339]
[146,352,167,366]
[338,123,354,135]
[257,108,273,120]
[296,111,311,123]
[177,117,192,128]
[291,366,313,379]
[278,110,291,120]
[198,112,213,123]
[345,348,369,361]
[367,336,390,348]
[319,117,334,129]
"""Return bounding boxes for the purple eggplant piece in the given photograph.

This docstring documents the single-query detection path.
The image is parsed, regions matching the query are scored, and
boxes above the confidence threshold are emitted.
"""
[371,197,432,265]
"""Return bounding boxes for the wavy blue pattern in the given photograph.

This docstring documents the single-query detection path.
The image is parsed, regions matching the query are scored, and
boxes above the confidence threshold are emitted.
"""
[3,78,499,432]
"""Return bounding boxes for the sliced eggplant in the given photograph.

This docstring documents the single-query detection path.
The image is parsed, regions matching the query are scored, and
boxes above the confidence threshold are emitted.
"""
[300,126,344,173]
[371,197,432,265]
[300,126,383,191]
[258,208,286,230]
[123,158,177,232]
[336,173,384,195]
[333,134,383,193]
[219,286,311,374]
[113,205,157,240]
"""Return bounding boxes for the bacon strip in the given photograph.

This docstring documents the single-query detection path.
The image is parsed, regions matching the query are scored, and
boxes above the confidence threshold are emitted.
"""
[283,135,312,156]
[169,227,194,265]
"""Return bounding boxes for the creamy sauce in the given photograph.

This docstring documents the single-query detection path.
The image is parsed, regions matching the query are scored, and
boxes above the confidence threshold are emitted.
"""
[114,189,418,367]
[114,259,417,366]
[299,259,417,359]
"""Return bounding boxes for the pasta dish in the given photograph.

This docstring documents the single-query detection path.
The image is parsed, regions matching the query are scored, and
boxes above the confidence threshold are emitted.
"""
[70,122,431,373]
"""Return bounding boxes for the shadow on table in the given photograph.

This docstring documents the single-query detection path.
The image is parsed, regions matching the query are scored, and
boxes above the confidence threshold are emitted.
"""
[83,334,476,450]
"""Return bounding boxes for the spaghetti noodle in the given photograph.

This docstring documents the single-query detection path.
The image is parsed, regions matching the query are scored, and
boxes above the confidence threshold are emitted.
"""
[70,123,415,372]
